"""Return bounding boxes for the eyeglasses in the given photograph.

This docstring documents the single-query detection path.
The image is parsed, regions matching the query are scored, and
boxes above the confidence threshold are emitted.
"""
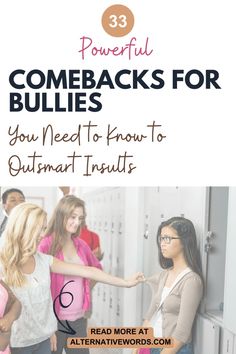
[158,235,180,244]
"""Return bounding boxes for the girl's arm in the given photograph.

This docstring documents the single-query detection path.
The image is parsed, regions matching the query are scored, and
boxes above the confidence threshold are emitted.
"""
[51,257,144,287]
[92,246,104,261]
[0,331,11,351]
[0,298,21,332]
[0,282,22,333]
[161,276,203,353]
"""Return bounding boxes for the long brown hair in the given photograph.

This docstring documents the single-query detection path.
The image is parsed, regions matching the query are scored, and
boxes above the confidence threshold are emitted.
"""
[46,195,85,256]
[157,216,203,282]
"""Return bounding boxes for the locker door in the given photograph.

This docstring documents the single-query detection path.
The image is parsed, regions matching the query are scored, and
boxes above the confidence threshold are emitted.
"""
[158,186,181,220]
[194,314,220,353]
[110,188,124,325]
[142,187,181,274]
[116,288,122,326]
[141,187,162,321]
[109,215,117,325]
[178,187,207,231]
[92,283,101,324]
[205,187,228,319]
[221,329,234,354]
[103,190,113,326]
[116,189,124,326]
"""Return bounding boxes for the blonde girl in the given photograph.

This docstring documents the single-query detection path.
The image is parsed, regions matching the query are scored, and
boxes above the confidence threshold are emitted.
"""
[0,203,143,354]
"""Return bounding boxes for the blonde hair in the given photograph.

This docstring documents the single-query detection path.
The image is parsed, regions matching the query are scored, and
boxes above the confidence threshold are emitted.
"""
[0,202,46,287]
[46,195,85,256]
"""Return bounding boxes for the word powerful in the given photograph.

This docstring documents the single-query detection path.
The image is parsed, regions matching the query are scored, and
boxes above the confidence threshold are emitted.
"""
[78,36,153,60]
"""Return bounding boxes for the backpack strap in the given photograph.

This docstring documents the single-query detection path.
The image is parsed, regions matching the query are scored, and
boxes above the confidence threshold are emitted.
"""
[156,267,192,312]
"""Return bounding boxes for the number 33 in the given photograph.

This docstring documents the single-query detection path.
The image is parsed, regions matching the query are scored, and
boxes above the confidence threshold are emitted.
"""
[109,14,127,28]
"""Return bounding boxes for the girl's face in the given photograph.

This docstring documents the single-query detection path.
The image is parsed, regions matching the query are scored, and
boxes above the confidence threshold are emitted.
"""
[159,226,184,259]
[65,207,84,235]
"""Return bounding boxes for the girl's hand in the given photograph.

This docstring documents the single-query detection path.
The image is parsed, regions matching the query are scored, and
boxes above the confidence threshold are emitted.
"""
[142,319,152,327]
[125,273,145,287]
[160,349,178,354]
[0,314,13,332]
[132,348,139,354]
[50,333,57,352]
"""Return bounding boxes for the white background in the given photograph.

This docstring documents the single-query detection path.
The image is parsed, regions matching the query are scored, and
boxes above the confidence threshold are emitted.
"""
[0,0,235,186]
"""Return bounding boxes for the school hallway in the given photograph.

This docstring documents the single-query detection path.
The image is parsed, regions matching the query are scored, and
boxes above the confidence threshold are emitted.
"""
[1,186,236,353]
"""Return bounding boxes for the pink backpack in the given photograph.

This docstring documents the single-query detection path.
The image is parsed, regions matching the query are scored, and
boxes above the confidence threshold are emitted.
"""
[139,349,151,354]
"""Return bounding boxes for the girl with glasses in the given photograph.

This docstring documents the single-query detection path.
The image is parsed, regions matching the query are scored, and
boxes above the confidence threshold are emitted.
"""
[143,217,203,354]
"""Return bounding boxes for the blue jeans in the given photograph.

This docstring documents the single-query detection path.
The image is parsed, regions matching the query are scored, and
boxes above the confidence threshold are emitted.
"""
[11,338,51,354]
[55,318,89,354]
[151,343,193,354]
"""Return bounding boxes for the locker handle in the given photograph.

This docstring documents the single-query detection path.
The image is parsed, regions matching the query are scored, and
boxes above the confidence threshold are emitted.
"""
[118,222,122,235]
[116,303,120,316]
[204,231,214,253]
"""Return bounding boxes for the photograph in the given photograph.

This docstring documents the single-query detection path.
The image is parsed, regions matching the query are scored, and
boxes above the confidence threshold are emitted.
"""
[0,186,235,354]
[1,1,235,353]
